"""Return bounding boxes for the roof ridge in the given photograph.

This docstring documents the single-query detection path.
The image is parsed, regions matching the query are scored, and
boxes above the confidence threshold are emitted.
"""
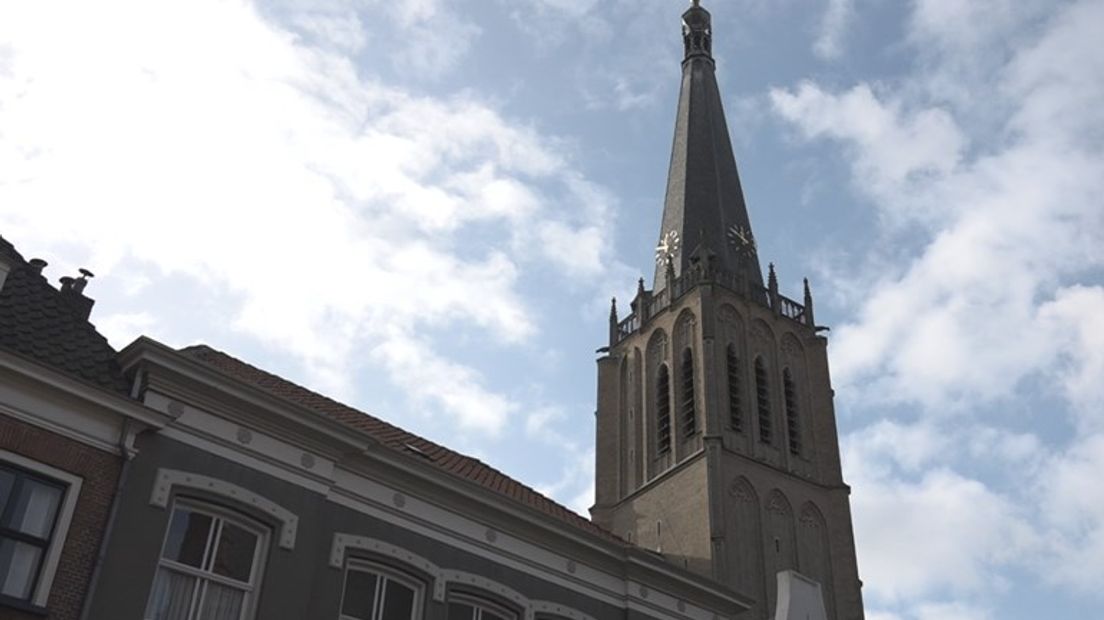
[178,344,623,544]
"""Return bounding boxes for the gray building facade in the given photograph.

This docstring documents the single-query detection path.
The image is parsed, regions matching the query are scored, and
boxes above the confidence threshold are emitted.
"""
[80,340,746,620]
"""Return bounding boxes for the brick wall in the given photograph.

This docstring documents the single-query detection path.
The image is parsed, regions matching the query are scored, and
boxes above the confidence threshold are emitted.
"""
[0,415,122,620]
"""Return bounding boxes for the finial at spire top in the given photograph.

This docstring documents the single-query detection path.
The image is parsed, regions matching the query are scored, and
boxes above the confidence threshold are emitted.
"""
[682,0,712,61]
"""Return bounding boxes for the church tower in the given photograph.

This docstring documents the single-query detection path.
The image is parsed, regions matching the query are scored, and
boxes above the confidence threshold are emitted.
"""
[591,3,865,619]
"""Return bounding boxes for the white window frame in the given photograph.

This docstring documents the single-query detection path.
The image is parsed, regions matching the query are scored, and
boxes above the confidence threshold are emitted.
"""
[145,499,270,620]
[448,592,519,620]
[339,558,424,620]
[0,449,82,608]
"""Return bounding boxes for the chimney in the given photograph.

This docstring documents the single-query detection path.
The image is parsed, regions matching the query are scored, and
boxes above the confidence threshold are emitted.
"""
[59,268,96,321]
[28,258,47,275]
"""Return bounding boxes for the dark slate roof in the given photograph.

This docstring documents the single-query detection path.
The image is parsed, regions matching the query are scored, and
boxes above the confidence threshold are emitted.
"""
[0,235,130,394]
[652,3,764,292]
[179,344,624,545]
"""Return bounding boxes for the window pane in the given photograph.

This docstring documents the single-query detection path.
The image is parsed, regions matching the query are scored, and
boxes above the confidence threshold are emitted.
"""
[200,580,246,620]
[163,509,213,568]
[448,602,475,620]
[148,568,197,620]
[0,538,43,599]
[6,479,62,539]
[212,521,258,583]
[341,569,379,619]
[482,611,507,620]
[381,579,415,620]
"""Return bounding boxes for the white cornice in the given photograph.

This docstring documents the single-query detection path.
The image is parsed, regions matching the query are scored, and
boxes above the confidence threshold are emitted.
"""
[0,349,170,428]
[117,337,374,453]
[0,349,173,454]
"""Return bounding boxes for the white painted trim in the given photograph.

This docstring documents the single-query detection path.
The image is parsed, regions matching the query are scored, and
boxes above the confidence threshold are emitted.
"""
[0,449,84,608]
[0,398,118,455]
[0,349,170,429]
[531,600,597,620]
[325,477,627,607]
[125,343,749,617]
[149,469,298,550]
[151,428,738,619]
[329,534,445,602]
[327,537,600,620]
[157,427,330,494]
[443,570,532,620]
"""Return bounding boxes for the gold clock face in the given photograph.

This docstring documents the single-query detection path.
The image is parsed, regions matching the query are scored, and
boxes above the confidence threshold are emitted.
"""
[655,230,681,266]
[727,224,756,251]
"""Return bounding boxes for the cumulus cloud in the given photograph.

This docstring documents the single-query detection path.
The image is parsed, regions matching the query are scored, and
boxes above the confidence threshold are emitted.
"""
[771,1,1104,414]
[851,466,1035,600]
[813,0,856,60]
[0,0,622,435]
[773,0,1104,612]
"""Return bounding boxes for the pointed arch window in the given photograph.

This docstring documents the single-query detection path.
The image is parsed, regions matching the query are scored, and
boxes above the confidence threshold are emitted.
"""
[680,348,696,438]
[726,345,742,432]
[653,361,671,454]
[755,357,772,444]
[783,369,801,456]
[656,364,672,455]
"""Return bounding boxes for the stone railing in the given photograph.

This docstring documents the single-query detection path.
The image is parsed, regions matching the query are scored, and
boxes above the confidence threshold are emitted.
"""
[612,267,810,345]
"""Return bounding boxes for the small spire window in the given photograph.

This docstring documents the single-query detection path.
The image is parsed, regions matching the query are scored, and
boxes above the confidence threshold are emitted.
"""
[656,365,672,455]
[783,369,801,456]
[755,357,772,444]
[680,348,696,437]
[726,344,742,432]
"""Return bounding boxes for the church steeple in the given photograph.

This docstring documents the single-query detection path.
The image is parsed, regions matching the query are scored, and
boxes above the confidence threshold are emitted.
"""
[595,5,865,620]
[654,1,764,294]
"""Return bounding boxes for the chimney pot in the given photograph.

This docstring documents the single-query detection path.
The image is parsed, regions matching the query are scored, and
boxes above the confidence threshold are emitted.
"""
[28,258,47,275]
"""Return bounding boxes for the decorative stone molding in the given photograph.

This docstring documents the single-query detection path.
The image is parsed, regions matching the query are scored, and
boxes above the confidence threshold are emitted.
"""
[675,309,697,337]
[751,319,773,343]
[718,304,742,329]
[532,600,597,620]
[765,490,793,516]
[149,468,298,549]
[647,329,668,360]
[330,534,446,601]
[442,569,534,620]
[799,502,825,528]
[728,477,756,504]
[780,333,803,359]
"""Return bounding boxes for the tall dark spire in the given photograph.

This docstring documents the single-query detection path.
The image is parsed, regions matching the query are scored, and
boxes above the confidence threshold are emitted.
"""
[653,1,764,293]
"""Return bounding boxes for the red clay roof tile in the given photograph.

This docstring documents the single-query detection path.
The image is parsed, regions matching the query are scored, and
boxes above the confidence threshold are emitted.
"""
[178,344,623,545]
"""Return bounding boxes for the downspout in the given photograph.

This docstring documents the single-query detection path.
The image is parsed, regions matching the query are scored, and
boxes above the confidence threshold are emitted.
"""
[78,365,157,620]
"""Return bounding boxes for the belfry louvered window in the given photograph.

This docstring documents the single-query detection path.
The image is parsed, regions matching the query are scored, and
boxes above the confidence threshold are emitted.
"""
[783,369,802,456]
[680,348,696,437]
[755,357,772,444]
[656,365,672,454]
[726,345,742,432]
